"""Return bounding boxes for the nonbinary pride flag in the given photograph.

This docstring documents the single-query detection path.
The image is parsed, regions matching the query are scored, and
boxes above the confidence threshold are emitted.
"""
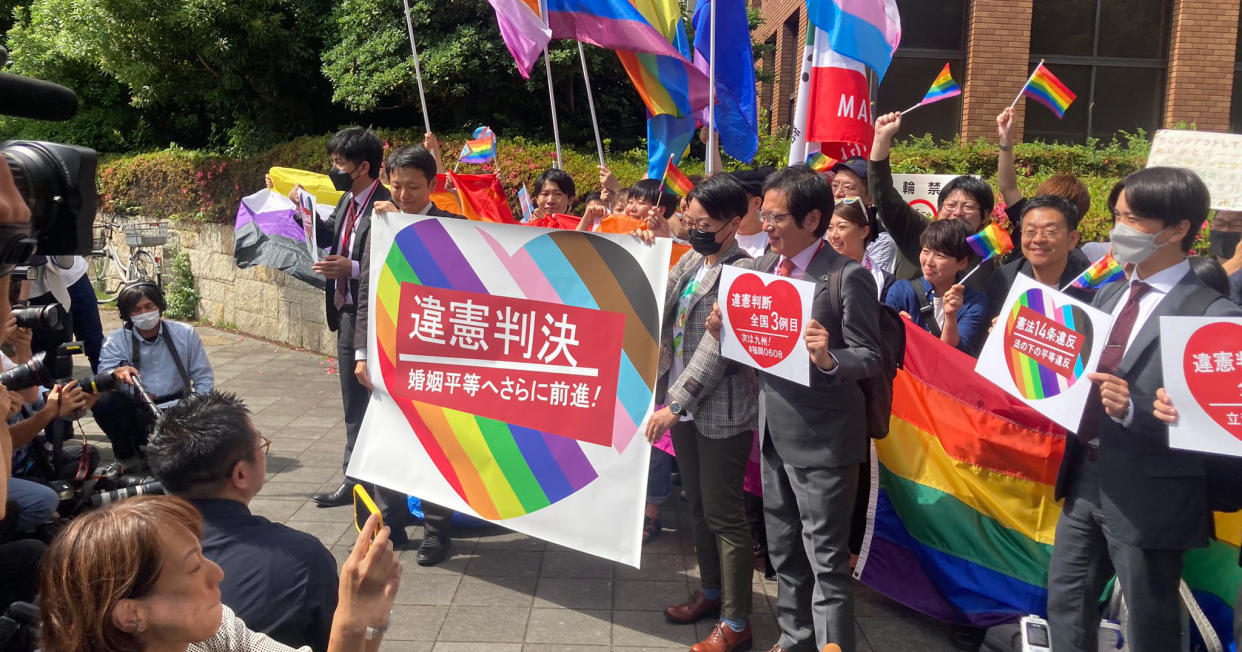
[806,0,902,81]
[857,321,1242,645]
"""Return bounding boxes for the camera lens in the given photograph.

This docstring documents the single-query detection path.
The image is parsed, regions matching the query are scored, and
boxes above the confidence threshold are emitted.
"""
[1,140,97,256]
[12,304,65,330]
[78,371,117,394]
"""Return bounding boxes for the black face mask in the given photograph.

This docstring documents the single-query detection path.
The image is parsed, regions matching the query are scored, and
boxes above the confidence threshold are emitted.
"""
[1210,230,1242,260]
[688,227,726,256]
[328,166,356,192]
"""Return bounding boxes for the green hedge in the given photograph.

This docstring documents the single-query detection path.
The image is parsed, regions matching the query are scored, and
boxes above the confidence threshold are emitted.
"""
[97,128,1153,244]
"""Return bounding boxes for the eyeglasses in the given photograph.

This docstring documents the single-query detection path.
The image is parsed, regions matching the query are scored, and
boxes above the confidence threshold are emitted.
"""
[759,211,793,225]
[1021,226,1067,240]
[942,201,981,213]
[258,434,271,456]
[831,180,861,193]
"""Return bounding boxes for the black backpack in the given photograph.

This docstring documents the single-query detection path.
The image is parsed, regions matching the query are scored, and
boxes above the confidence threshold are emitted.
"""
[824,255,906,439]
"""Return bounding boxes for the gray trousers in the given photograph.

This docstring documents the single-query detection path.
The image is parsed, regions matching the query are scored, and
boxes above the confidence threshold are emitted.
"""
[336,308,369,476]
[671,421,754,621]
[1047,456,1185,652]
[762,430,858,652]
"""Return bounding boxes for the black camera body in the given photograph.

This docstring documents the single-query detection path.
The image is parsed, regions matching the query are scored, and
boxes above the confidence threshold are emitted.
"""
[1,140,97,258]
[0,341,82,391]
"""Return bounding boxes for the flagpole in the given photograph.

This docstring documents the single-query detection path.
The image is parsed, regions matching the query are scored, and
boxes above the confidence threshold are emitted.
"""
[1009,58,1045,111]
[538,0,562,168]
[705,0,718,176]
[577,43,606,167]
[400,0,432,134]
[900,101,923,116]
[958,256,993,286]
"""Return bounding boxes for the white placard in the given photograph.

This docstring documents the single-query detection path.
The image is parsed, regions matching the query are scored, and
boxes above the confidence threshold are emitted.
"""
[1147,129,1242,211]
[891,174,962,218]
[975,274,1114,432]
[1161,316,1242,457]
[717,264,816,386]
[295,187,321,263]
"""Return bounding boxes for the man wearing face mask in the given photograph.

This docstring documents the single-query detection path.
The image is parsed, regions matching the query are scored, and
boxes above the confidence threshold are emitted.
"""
[1208,209,1242,305]
[94,282,214,472]
[1045,168,1242,652]
[289,127,392,508]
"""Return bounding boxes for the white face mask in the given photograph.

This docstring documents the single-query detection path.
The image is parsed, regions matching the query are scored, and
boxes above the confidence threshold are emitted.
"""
[130,310,160,331]
[1108,222,1173,266]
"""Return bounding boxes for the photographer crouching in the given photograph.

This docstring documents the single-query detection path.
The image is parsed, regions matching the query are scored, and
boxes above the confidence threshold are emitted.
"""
[93,282,213,473]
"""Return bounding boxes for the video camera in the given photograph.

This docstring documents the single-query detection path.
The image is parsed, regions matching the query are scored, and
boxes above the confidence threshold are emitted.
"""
[0,71,98,271]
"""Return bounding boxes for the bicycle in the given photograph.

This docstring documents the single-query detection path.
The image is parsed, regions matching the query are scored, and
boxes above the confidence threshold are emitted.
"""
[88,214,166,304]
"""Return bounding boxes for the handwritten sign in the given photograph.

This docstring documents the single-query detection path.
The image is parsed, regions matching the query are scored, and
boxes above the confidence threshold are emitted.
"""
[1161,316,1242,457]
[294,187,321,263]
[1147,129,1242,210]
[975,275,1113,431]
[718,265,816,386]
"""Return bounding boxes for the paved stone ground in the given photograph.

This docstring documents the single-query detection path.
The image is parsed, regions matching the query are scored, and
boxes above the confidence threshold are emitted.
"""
[80,320,963,652]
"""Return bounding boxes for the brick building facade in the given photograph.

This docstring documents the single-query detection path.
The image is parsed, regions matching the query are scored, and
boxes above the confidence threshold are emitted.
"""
[752,0,1242,144]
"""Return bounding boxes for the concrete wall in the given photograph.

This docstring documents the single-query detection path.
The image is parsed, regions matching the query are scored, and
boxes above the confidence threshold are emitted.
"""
[165,223,335,356]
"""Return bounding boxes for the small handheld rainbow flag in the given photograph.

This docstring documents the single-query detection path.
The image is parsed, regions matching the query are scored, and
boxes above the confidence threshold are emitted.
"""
[806,151,837,173]
[902,63,961,115]
[1064,253,1125,291]
[1013,61,1076,119]
[966,223,1015,261]
[662,156,694,199]
[459,126,497,164]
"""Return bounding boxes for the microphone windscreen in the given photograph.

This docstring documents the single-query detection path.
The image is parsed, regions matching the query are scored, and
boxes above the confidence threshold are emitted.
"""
[0,72,79,121]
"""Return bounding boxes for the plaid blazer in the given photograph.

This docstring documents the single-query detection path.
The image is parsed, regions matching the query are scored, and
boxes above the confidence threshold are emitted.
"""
[655,242,759,439]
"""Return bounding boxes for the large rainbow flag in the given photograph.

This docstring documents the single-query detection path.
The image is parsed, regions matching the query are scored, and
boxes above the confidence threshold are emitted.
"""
[858,321,1242,643]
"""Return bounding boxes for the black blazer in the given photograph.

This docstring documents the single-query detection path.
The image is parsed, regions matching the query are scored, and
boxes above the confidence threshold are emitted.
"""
[318,182,392,331]
[1054,268,1242,550]
[354,203,465,352]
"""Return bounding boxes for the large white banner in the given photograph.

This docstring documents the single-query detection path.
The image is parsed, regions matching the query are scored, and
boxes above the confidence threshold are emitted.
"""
[1161,316,1242,457]
[350,214,670,566]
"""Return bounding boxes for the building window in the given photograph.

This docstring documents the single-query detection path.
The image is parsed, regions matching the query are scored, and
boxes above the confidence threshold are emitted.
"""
[1026,0,1171,144]
[760,36,776,132]
[875,0,967,142]
[782,14,799,128]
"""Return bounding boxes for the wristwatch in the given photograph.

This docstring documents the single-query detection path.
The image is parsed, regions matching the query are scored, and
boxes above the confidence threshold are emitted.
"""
[669,401,684,416]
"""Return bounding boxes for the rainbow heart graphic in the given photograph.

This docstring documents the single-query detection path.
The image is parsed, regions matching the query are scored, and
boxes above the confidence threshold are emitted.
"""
[374,220,660,520]
[1002,287,1095,400]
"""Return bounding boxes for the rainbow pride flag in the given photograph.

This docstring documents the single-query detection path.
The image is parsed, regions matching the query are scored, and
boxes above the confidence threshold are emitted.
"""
[1022,63,1076,119]
[913,63,961,108]
[459,126,496,164]
[966,223,1015,260]
[857,321,1242,644]
[806,151,837,173]
[1069,253,1125,290]
[662,157,694,198]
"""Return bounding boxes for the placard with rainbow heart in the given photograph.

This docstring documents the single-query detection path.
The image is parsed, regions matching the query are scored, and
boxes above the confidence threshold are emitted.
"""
[349,214,670,567]
[717,265,816,386]
[1161,316,1242,458]
[975,274,1113,432]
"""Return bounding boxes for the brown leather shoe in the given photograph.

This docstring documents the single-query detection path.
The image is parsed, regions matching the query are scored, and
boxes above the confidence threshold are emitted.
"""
[691,621,753,652]
[663,590,722,624]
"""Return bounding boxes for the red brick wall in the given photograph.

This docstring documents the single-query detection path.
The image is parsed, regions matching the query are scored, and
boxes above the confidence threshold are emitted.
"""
[961,0,1035,143]
[1164,0,1240,131]
[753,0,806,132]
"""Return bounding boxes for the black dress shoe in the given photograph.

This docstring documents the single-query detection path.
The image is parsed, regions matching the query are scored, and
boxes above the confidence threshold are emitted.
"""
[312,482,353,507]
[416,533,450,566]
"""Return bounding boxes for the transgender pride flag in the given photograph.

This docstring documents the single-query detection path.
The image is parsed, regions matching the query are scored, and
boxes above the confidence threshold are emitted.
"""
[807,0,901,81]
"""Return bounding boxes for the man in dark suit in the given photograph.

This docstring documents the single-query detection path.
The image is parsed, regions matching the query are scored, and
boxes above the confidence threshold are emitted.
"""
[714,165,880,652]
[1047,167,1242,652]
[353,144,464,563]
[301,127,391,508]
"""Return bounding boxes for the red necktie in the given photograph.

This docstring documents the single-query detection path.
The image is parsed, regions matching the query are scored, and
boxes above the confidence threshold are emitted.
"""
[1077,281,1153,443]
[777,258,795,277]
[334,200,360,310]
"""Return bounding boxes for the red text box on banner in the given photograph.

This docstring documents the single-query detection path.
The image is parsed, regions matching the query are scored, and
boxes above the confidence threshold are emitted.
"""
[1006,306,1086,378]
[392,283,625,447]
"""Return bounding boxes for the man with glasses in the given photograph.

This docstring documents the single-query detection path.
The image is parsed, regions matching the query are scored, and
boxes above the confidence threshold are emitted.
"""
[986,195,1095,320]
[149,391,339,652]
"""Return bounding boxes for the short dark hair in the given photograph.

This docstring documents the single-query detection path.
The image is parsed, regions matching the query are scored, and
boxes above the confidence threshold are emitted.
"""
[1109,166,1210,252]
[1021,194,1081,231]
[149,391,257,495]
[582,191,604,206]
[327,127,382,180]
[762,164,833,238]
[629,178,679,217]
[535,168,576,200]
[919,218,973,261]
[116,282,166,325]
[938,175,995,221]
[727,168,775,198]
[385,145,437,184]
[686,174,749,223]
[1188,255,1230,295]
